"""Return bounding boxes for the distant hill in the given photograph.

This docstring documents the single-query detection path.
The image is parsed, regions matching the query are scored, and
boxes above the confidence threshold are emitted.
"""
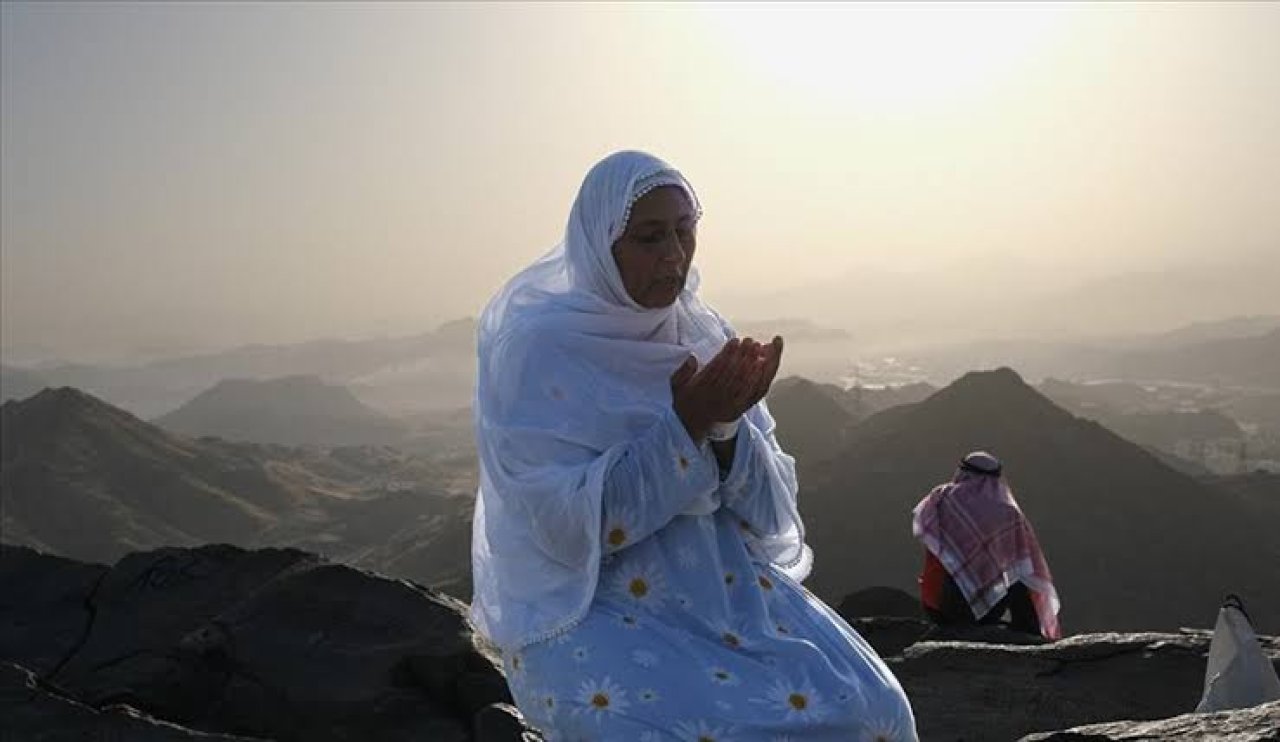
[2,388,286,562]
[1137,315,1280,349]
[798,368,1280,634]
[1027,269,1280,340]
[1221,392,1280,431]
[0,388,472,594]
[716,259,1280,348]
[1038,378,1159,415]
[1041,379,1243,450]
[853,382,938,415]
[895,320,1280,391]
[154,375,406,447]
[1098,410,1241,451]
[769,377,862,463]
[0,366,45,403]
[1038,377,1279,473]
[1102,328,1280,389]
[769,378,937,463]
[7,318,478,417]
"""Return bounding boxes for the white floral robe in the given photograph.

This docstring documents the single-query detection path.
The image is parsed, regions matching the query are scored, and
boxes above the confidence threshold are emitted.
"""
[500,410,918,741]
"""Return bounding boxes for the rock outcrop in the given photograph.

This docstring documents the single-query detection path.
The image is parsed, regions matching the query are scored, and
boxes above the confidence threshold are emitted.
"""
[0,544,537,741]
[2,661,261,740]
[1020,699,1280,741]
[7,543,1279,741]
[890,631,1280,741]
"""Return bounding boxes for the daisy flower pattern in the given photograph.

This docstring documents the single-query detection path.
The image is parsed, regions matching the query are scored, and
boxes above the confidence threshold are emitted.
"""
[574,676,630,719]
[672,445,699,478]
[858,715,915,742]
[755,677,826,723]
[495,401,917,740]
[673,719,735,742]
[602,503,639,553]
[707,666,740,687]
[710,617,752,652]
[610,559,666,607]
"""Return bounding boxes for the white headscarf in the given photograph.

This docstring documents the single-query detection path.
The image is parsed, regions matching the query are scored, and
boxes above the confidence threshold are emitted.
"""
[470,151,806,650]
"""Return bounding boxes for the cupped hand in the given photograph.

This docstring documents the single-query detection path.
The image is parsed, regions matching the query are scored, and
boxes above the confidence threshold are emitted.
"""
[670,335,784,441]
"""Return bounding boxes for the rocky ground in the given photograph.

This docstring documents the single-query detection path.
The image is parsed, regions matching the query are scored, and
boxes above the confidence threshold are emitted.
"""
[1022,700,1280,741]
[2,544,1276,741]
[0,544,535,741]
[885,627,1279,740]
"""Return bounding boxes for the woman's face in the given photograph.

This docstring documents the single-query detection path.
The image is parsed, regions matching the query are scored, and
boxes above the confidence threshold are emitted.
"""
[611,185,697,308]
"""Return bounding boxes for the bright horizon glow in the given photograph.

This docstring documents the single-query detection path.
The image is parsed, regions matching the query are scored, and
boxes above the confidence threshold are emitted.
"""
[702,3,1071,111]
[2,2,1278,362]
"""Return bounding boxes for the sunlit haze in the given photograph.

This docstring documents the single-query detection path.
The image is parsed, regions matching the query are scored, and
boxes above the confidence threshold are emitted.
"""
[3,2,1278,363]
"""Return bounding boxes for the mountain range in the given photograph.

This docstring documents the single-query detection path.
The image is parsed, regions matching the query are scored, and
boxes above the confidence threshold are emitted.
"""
[154,375,407,447]
[767,376,937,462]
[714,259,1280,347]
[0,388,473,595]
[5,367,1277,634]
[776,368,1280,634]
[1,318,478,417]
[5,314,1277,428]
[894,325,1280,391]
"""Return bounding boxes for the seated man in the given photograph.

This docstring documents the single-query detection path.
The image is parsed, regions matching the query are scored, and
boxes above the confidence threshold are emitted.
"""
[911,451,1061,640]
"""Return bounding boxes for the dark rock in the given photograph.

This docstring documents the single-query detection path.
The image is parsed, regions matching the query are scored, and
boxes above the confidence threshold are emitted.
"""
[2,545,536,742]
[845,613,1046,661]
[1019,699,1280,741]
[920,622,1049,646]
[0,545,108,675]
[849,617,932,658]
[839,585,922,619]
[456,665,516,718]
[474,702,544,741]
[895,631,1280,741]
[400,648,512,719]
[0,660,260,740]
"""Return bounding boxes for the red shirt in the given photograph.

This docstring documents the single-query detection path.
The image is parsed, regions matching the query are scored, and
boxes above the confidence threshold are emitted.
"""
[919,550,947,612]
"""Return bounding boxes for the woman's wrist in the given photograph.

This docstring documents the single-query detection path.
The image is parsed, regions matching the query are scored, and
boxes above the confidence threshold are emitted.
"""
[673,400,712,443]
[707,418,740,442]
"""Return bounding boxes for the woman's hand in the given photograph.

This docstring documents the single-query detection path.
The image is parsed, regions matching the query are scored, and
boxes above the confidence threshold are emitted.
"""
[671,336,784,441]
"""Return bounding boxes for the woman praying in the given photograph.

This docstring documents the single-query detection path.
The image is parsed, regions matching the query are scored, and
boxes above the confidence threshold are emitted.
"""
[470,150,917,741]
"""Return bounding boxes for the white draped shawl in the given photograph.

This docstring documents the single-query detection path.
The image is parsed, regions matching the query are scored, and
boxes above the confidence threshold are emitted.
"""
[470,151,809,650]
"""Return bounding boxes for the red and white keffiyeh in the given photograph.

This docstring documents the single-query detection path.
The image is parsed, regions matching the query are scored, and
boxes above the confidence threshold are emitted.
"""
[912,454,1061,639]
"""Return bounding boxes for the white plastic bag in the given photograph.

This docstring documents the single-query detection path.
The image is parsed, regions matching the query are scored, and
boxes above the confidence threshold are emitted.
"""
[1195,595,1280,713]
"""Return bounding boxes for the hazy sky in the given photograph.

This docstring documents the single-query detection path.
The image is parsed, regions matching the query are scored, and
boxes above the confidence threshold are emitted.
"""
[3,2,1278,361]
